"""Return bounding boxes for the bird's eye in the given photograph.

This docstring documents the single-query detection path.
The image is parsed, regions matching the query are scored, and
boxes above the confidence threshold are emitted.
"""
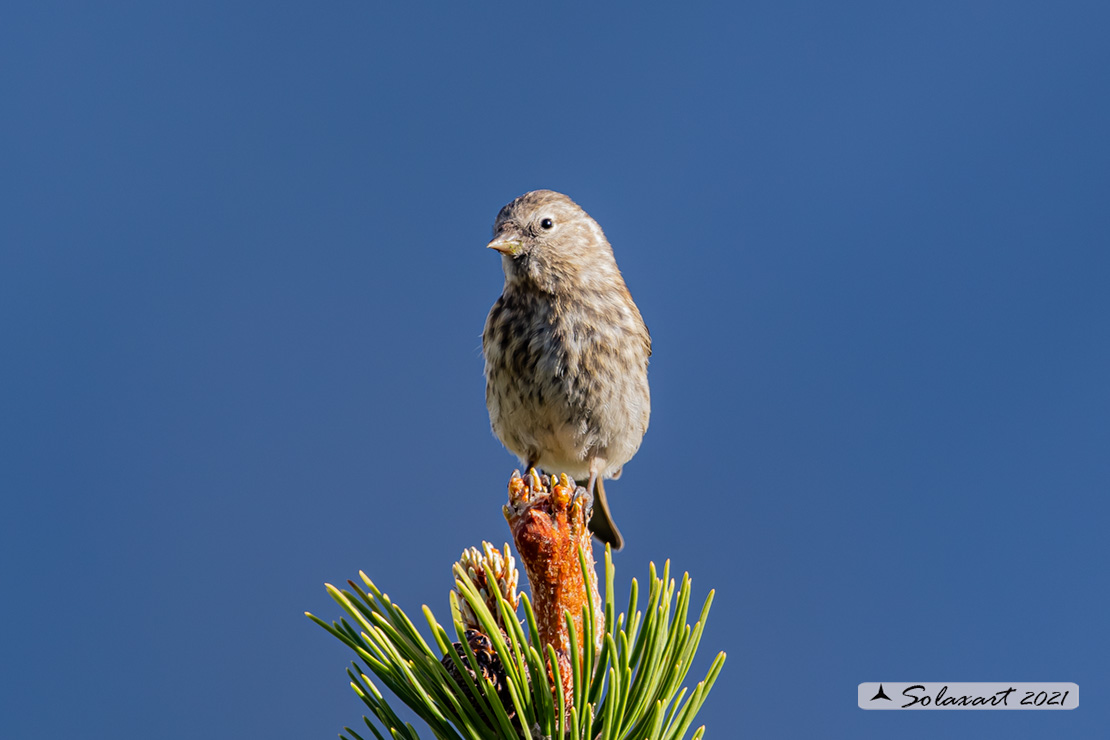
[540,218,554,230]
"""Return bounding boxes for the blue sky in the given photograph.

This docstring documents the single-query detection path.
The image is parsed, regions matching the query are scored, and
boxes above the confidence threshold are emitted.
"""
[2,2,1107,738]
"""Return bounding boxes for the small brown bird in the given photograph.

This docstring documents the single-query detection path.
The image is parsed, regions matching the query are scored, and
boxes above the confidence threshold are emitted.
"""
[482,190,651,549]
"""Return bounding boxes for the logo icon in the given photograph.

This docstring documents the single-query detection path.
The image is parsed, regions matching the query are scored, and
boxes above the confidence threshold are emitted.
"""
[870,684,892,702]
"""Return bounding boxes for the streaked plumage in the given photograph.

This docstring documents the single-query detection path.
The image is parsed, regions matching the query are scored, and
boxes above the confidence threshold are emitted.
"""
[482,190,650,549]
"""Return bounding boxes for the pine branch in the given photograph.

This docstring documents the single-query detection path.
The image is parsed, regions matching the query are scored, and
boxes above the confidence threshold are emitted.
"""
[307,471,725,739]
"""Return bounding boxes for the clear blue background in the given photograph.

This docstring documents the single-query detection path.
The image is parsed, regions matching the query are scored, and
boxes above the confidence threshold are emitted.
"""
[2,2,1107,738]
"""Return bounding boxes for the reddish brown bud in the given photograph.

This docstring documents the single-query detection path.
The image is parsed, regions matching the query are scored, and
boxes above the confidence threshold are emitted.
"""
[503,469,603,712]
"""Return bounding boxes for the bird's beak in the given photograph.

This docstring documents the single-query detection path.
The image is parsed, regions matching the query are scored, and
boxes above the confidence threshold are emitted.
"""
[487,235,523,256]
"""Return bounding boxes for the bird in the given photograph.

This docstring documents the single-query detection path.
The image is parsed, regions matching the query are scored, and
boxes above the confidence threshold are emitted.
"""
[482,190,651,550]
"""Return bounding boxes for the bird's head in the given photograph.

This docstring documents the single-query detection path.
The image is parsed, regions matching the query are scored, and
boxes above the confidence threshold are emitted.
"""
[487,190,618,292]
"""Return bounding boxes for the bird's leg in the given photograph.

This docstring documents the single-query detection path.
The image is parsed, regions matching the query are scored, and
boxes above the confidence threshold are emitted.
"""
[586,455,607,495]
[524,459,541,488]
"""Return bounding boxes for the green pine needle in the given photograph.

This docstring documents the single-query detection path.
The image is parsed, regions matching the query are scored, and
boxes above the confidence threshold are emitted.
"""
[308,549,724,739]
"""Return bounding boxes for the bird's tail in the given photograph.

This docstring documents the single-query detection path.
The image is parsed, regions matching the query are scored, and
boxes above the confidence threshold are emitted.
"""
[589,478,625,551]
